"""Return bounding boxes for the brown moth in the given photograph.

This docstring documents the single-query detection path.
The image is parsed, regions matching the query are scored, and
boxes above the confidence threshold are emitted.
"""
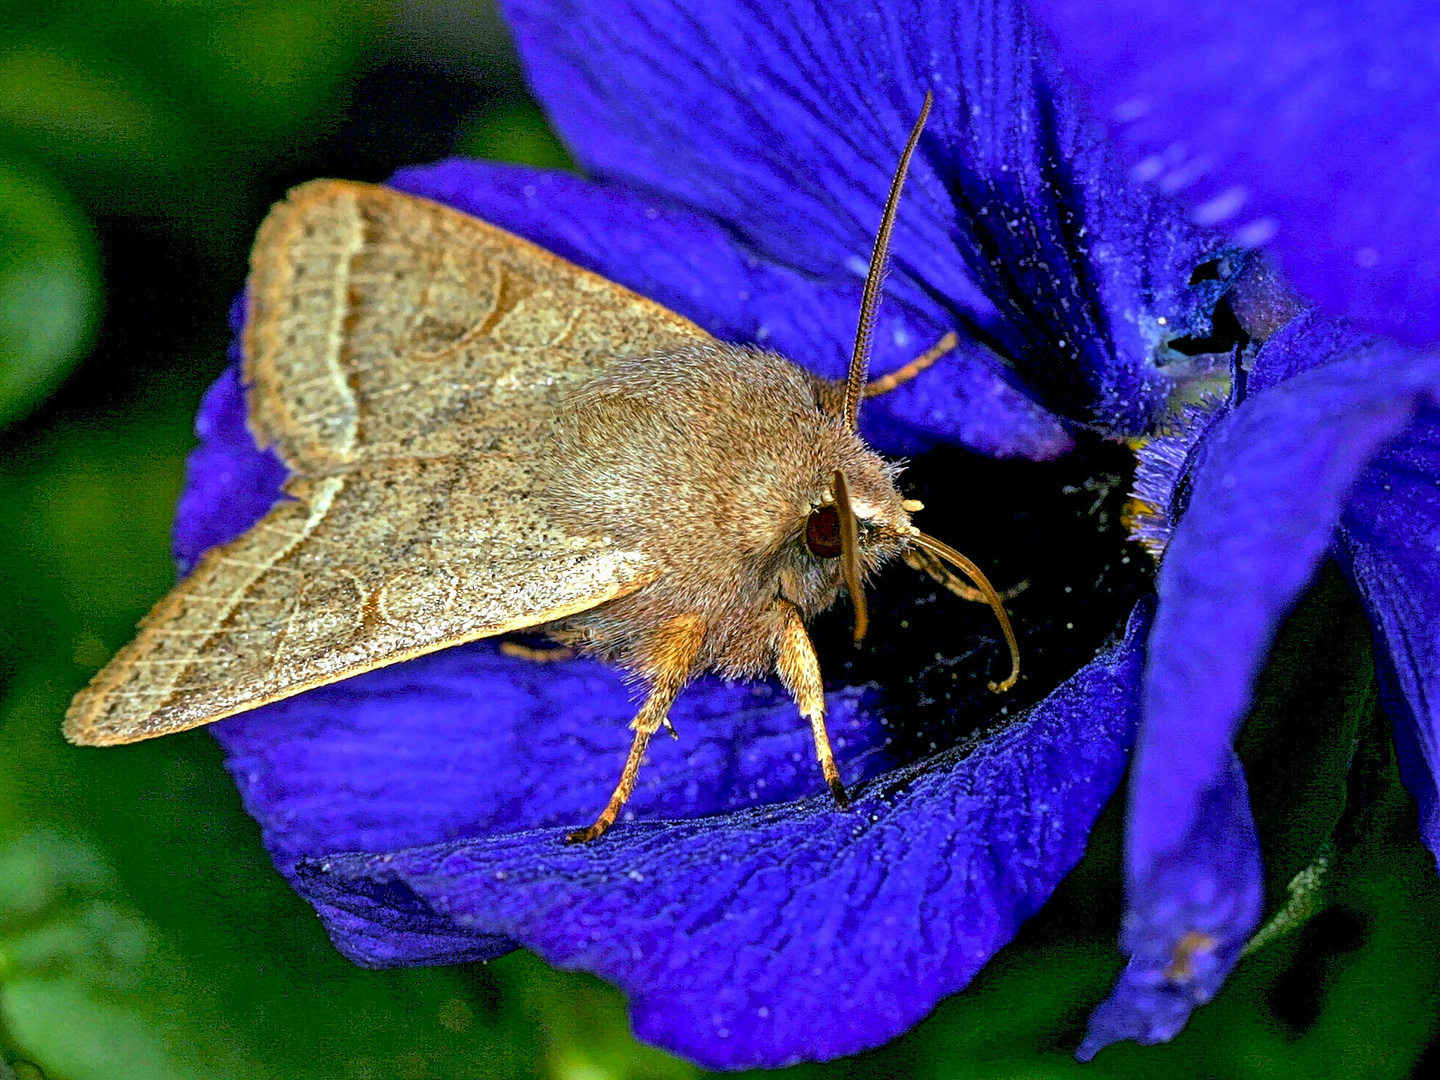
[64,93,1020,843]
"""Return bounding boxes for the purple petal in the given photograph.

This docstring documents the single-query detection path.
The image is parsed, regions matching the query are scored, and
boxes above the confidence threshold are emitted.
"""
[1243,304,1380,398]
[1032,0,1440,346]
[502,0,1219,434]
[1087,344,1440,1056]
[912,43,1221,434]
[216,606,1152,1069]
[172,353,287,576]
[214,647,895,861]
[503,0,994,316]
[214,645,892,967]
[1078,753,1262,1058]
[391,159,1071,459]
[1339,402,1440,862]
[1137,349,1439,861]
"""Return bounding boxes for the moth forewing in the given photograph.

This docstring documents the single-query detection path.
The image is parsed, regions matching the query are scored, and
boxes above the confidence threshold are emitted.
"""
[64,182,713,746]
[244,180,713,470]
[62,466,660,746]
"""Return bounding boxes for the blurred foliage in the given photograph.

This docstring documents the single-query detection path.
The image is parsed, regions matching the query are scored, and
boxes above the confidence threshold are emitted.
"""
[2,1,1438,1078]
[0,163,99,428]
[455,97,574,171]
[0,0,386,230]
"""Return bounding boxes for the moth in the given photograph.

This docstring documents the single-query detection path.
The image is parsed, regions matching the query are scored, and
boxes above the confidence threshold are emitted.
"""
[65,93,1019,843]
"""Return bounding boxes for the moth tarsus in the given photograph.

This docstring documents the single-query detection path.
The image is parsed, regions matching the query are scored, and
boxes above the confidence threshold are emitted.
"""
[66,89,1022,848]
[498,641,576,663]
[863,331,958,398]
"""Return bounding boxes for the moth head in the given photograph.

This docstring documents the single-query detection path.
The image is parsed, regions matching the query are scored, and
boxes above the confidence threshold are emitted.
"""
[794,452,916,643]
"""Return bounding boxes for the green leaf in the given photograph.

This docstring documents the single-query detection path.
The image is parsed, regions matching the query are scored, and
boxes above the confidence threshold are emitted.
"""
[456,97,576,171]
[0,45,177,178]
[0,160,99,427]
[0,830,276,1080]
[182,0,392,137]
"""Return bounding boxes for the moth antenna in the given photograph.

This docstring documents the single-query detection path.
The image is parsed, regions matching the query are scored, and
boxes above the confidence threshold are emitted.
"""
[841,90,935,433]
[910,531,1020,693]
[833,470,868,643]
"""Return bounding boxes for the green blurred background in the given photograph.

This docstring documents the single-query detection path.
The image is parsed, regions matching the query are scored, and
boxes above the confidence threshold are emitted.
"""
[2,2,1439,1077]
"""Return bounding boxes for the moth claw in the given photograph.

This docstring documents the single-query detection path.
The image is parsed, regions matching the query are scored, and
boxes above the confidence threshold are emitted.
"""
[564,822,609,845]
[828,776,851,810]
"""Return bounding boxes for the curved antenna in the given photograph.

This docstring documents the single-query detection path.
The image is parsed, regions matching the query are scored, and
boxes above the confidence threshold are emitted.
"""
[841,90,935,433]
[910,531,1021,693]
[833,470,868,643]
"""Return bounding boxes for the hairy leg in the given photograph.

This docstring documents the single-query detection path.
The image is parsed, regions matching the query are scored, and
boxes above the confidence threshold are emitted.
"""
[774,601,849,808]
[565,614,705,844]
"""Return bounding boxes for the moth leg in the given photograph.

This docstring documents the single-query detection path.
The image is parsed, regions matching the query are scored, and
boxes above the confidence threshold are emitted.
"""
[903,546,1028,604]
[774,602,850,810]
[498,640,576,663]
[565,614,705,845]
[863,331,959,398]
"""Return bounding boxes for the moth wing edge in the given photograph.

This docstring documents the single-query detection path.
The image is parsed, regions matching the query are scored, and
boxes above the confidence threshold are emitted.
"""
[61,562,658,747]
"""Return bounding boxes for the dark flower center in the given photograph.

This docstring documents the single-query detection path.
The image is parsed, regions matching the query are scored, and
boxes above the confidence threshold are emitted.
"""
[807,433,1153,766]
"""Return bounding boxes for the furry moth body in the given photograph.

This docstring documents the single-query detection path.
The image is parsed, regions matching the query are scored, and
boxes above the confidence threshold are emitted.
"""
[65,95,1021,842]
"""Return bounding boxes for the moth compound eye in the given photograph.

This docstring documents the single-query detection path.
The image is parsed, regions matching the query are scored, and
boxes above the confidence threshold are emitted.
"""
[805,506,842,559]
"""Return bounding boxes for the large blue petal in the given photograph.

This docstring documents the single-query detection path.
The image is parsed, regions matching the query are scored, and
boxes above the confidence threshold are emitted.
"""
[1078,753,1262,1057]
[1086,344,1440,1056]
[503,0,1219,433]
[214,647,895,862]
[261,604,1149,1070]
[213,646,892,963]
[1339,402,1440,863]
[390,159,1072,459]
[1031,0,1440,346]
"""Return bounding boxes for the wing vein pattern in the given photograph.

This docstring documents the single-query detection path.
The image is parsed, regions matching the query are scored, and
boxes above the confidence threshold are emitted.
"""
[67,181,711,744]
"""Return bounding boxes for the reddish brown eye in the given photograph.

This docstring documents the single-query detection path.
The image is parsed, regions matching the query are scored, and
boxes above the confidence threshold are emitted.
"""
[805,505,842,558]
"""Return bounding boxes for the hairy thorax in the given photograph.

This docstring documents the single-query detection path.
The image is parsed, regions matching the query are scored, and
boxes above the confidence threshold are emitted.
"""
[538,343,910,679]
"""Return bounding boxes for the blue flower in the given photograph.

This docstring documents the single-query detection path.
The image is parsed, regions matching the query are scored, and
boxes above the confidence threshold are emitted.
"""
[1024,0,1440,1054]
[171,0,1440,1068]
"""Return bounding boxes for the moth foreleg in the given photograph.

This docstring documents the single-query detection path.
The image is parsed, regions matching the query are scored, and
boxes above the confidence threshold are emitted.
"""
[498,640,577,663]
[774,602,849,810]
[564,614,705,844]
[862,331,958,398]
